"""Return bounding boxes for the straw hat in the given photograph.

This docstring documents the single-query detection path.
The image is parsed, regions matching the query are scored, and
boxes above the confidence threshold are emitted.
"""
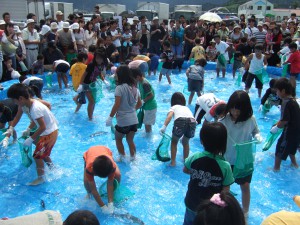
[62,22,70,29]
[13,25,21,33]
[56,11,63,16]
[233,25,241,30]
[40,25,51,35]
[26,19,35,25]
[133,16,139,21]
[50,22,58,30]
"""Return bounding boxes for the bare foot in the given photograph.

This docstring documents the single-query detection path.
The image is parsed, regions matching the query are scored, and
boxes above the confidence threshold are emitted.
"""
[273,167,280,172]
[169,162,176,167]
[291,163,299,169]
[27,177,45,186]
[116,155,125,162]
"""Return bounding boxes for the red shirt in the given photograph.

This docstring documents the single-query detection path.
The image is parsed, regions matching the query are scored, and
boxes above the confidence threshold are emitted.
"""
[287,50,300,74]
[86,52,94,65]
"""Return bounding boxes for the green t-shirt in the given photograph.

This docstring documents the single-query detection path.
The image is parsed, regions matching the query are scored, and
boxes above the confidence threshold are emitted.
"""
[138,78,157,110]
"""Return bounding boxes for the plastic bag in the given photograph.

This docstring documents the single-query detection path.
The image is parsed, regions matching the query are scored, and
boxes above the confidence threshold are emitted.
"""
[233,141,256,179]
[255,69,269,84]
[0,128,8,142]
[157,61,163,72]
[45,73,53,87]
[152,133,171,162]
[235,72,242,87]
[17,137,33,168]
[217,54,226,67]
[89,80,104,103]
[262,99,272,114]
[99,179,135,203]
[262,129,283,151]
[230,53,235,64]
[137,108,144,129]
[111,117,117,140]
[189,58,195,65]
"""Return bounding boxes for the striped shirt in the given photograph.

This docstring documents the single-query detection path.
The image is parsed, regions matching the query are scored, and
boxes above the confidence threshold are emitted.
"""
[254,30,267,44]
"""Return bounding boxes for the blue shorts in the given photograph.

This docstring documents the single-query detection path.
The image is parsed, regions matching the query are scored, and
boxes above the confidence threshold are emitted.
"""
[160,68,172,76]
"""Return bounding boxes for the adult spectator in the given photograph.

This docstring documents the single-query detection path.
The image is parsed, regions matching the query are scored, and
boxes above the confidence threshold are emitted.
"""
[281,21,290,37]
[22,19,40,70]
[149,17,166,55]
[267,26,282,66]
[108,20,122,58]
[170,20,184,61]
[85,21,97,49]
[71,22,86,53]
[254,22,267,45]
[131,16,140,39]
[137,16,150,31]
[39,25,51,54]
[287,13,297,24]
[94,5,100,14]
[136,24,150,54]
[2,12,10,24]
[1,22,18,69]
[27,13,40,32]
[184,18,198,60]
[236,37,256,57]
[205,23,215,48]
[48,22,58,42]
[56,11,64,30]
[230,25,244,44]
[245,18,258,40]
[217,22,229,41]
[56,21,73,55]
[42,41,64,70]
[240,14,246,23]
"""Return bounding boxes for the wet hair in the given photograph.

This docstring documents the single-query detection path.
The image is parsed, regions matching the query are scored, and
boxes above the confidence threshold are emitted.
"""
[19,75,27,83]
[226,90,253,123]
[63,210,100,225]
[213,34,220,39]
[7,83,30,100]
[195,37,201,44]
[254,44,263,51]
[289,42,298,50]
[93,155,114,178]
[116,65,136,86]
[274,77,294,95]
[92,48,108,66]
[171,92,186,106]
[215,103,227,118]
[198,58,207,67]
[30,85,42,99]
[200,122,227,155]
[194,191,245,225]
[0,102,5,113]
[269,78,277,88]
[130,67,143,78]
[77,52,88,62]
[37,54,44,60]
[234,51,243,59]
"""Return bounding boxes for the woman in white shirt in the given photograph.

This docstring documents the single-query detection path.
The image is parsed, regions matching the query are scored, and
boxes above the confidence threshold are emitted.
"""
[84,21,97,49]
[71,23,86,53]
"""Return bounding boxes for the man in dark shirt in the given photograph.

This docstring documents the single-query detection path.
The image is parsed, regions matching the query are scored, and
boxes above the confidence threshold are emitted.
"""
[42,41,64,71]
[149,17,166,55]
[184,18,198,60]
[105,35,119,63]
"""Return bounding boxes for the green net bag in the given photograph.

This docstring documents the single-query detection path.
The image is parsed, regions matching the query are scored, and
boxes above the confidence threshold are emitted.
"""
[137,108,144,129]
[111,117,117,140]
[217,54,226,67]
[189,58,195,65]
[230,53,235,64]
[235,71,242,87]
[262,128,283,151]
[108,76,116,90]
[0,128,8,142]
[17,137,33,168]
[157,61,163,72]
[233,141,256,179]
[89,80,104,103]
[262,99,272,114]
[152,133,171,162]
[99,179,135,203]
[255,69,269,84]
[66,52,77,63]
[45,73,53,87]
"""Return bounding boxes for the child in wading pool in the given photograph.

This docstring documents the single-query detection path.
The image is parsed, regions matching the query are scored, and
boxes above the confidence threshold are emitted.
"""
[6,83,58,186]
[160,92,197,166]
[219,90,262,218]
[182,123,234,225]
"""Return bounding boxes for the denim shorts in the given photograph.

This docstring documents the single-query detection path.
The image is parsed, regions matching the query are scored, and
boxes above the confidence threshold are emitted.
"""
[172,117,196,138]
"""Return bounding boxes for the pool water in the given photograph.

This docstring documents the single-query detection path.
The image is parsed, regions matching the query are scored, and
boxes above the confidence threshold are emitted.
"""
[0,70,300,225]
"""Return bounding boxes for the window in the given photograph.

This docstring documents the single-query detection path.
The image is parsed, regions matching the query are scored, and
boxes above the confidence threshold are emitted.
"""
[267,6,271,10]
[257,6,262,10]
[249,6,253,10]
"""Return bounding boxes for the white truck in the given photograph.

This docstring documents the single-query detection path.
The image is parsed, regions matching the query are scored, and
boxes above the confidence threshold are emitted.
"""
[136,2,169,22]
[0,0,28,22]
[44,2,74,21]
[96,4,126,20]
[173,5,203,21]
[28,0,45,22]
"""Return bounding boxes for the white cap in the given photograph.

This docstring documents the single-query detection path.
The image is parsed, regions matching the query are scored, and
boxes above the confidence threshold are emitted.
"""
[13,25,21,33]
[40,25,51,35]
[71,22,79,30]
[62,22,70,29]
[133,16,139,21]
[50,22,58,30]
[152,16,159,21]
[26,19,35,25]
[0,20,5,25]
[257,22,263,27]
[56,11,63,16]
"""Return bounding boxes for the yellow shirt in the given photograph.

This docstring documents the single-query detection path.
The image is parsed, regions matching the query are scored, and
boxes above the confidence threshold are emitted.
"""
[191,45,205,60]
[261,211,300,225]
[69,62,87,91]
